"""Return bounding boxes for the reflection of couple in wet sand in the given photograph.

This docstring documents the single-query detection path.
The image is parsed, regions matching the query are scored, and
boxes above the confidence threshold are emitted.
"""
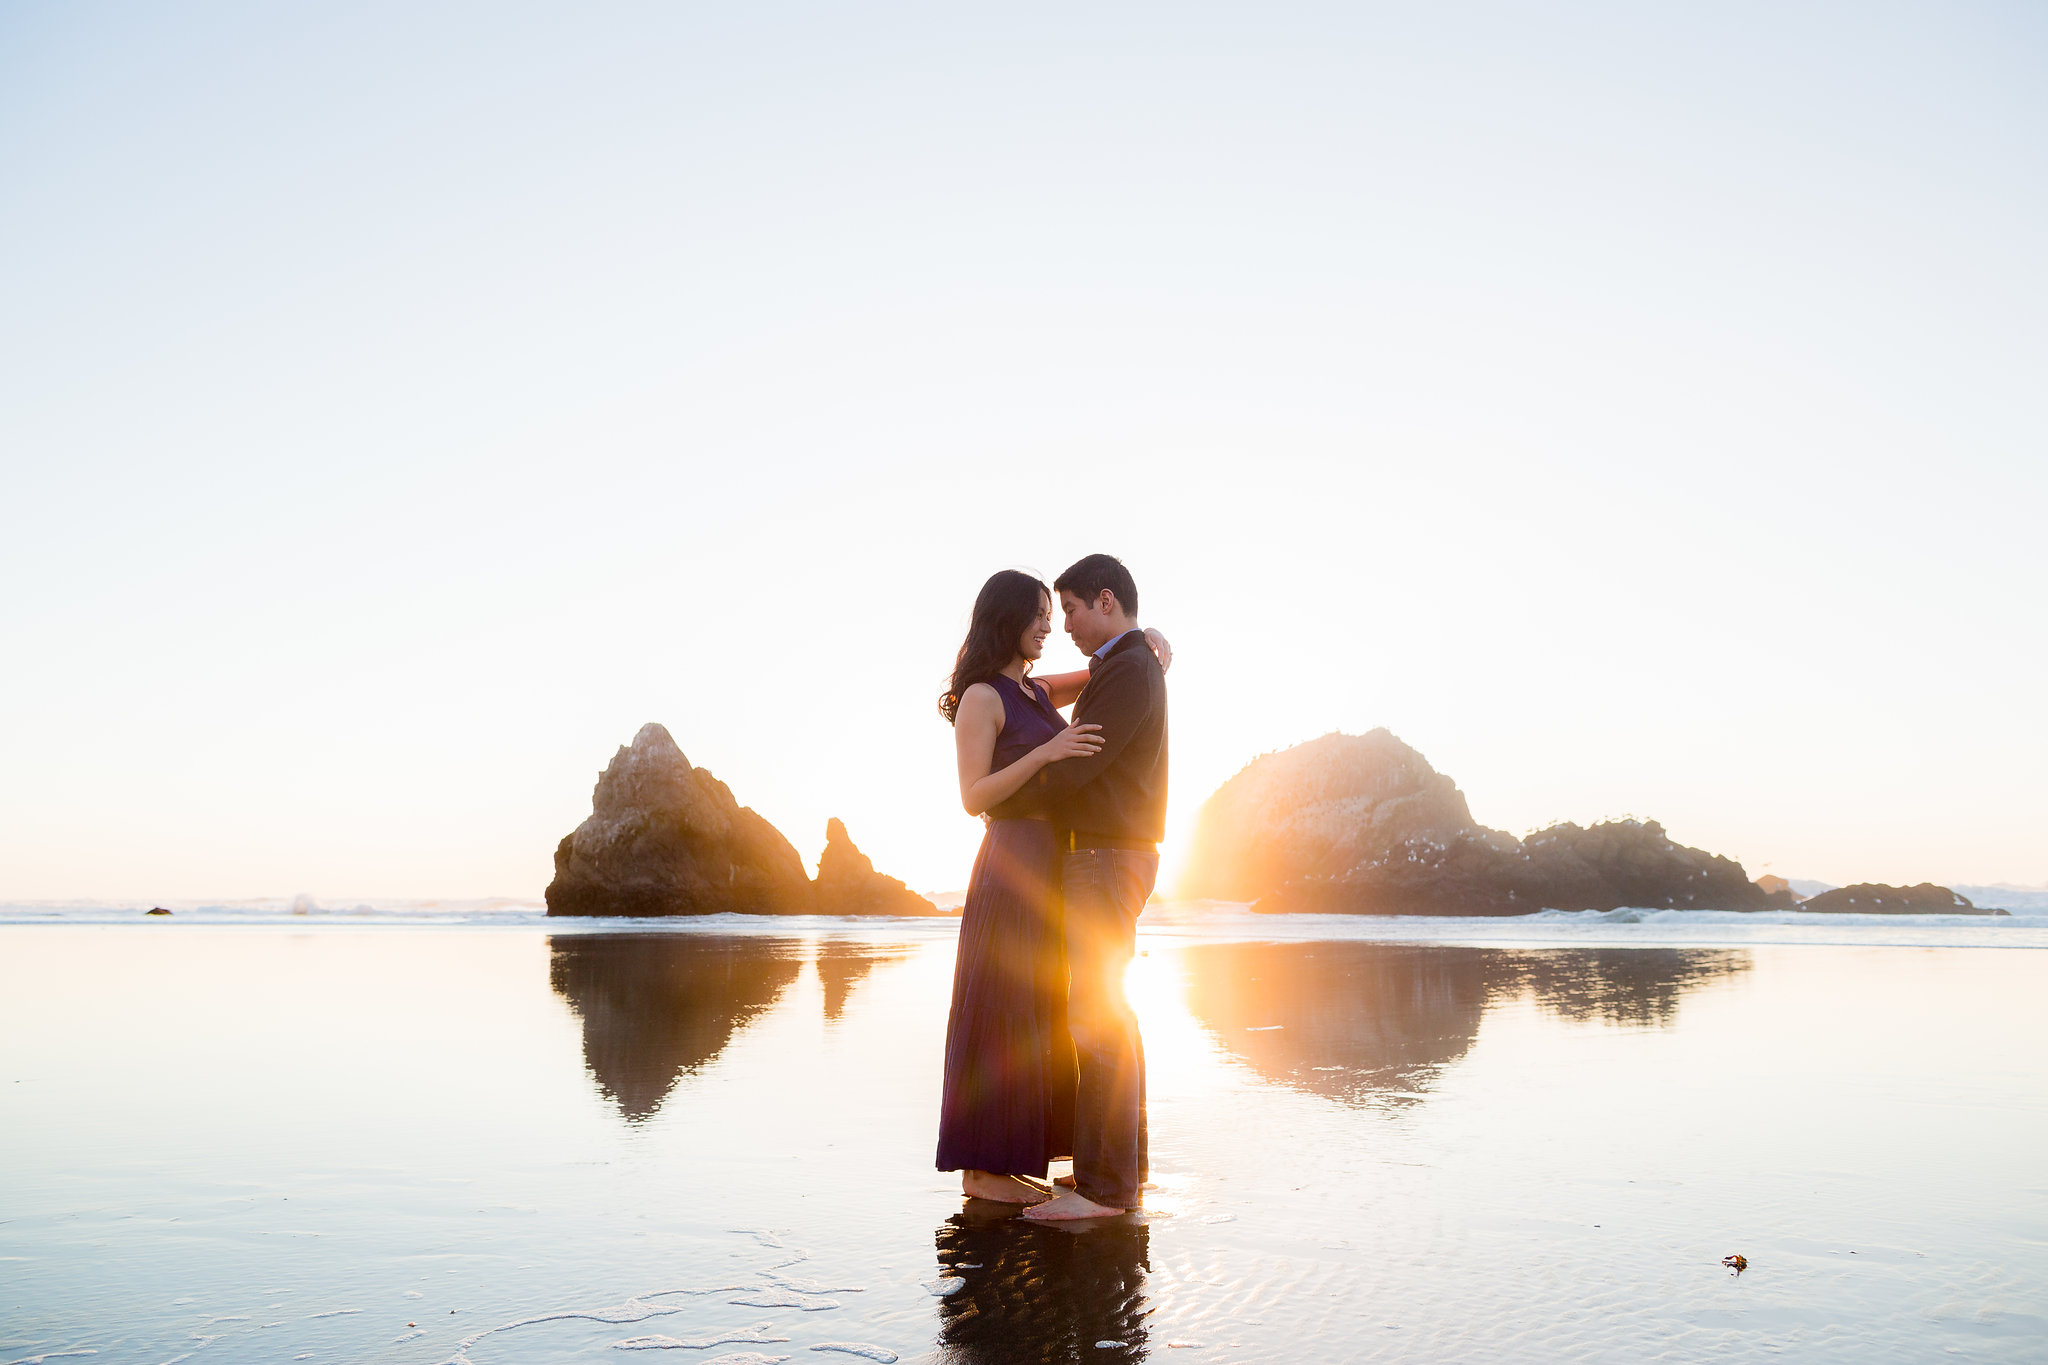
[936,554,1170,1221]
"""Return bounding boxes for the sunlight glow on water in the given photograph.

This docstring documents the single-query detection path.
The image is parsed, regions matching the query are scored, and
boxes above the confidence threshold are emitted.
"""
[2,925,2044,1363]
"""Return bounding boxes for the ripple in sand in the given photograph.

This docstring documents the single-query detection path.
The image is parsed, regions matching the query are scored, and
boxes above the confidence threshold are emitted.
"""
[612,1326,793,1352]
[726,1290,839,1311]
[762,1271,865,1295]
[810,1346,898,1363]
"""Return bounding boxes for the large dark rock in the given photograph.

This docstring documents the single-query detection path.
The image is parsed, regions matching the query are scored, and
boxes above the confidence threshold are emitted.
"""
[812,817,943,916]
[545,723,813,916]
[1177,729,1479,901]
[545,724,938,918]
[1182,730,1799,916]
[1800,882,2003,916]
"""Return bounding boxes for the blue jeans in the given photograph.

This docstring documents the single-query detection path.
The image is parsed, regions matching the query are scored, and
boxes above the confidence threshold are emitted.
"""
[1060,847,1157,1209]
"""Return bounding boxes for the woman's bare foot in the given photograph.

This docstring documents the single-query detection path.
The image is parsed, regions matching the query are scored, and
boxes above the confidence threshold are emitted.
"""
[962,1170,1050,1204]
[1020,1188,1125,1221]
[1053,1173,1077,1189]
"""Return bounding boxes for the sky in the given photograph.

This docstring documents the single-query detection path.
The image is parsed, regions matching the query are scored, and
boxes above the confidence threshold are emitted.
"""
[2,0,2043,902]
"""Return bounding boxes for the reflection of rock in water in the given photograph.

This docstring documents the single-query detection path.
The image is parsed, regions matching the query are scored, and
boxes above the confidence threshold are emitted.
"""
[548,934,804,1121]
[932,1207,1149,1363]
[1183,943,1491,1105]
[1502,949,1750,1029]
[813,939,911,1023]
[1181,943,1750,1107]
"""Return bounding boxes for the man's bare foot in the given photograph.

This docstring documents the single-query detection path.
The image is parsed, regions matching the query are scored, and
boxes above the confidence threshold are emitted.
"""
[962,1170,1050,1204]
[1020,1188,1126,1221]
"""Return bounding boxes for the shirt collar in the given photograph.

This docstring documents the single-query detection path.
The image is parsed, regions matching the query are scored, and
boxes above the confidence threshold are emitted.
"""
[1092,629,1139,662]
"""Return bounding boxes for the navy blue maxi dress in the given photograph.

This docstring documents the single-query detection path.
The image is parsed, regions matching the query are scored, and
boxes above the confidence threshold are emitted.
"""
[935,674,1077,1177]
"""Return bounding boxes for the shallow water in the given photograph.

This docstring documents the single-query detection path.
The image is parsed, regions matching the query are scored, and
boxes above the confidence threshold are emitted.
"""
[3,923,2044,1363]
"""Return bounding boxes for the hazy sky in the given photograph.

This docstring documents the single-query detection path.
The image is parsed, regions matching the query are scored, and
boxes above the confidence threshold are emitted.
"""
[3,1,2043,902]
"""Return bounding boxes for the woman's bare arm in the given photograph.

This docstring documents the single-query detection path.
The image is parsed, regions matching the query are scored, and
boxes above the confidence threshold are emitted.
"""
[954,683,1103,816]
[1038,669,1090,709]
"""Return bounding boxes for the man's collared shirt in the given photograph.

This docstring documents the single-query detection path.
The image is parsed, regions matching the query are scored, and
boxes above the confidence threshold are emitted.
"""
[1091,629,1140,669]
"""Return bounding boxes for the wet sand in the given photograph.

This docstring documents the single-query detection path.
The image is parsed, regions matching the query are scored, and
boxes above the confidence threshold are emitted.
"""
[2,923,2044,1362]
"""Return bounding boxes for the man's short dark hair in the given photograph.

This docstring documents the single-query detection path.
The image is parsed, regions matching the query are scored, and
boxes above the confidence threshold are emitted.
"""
[1054,553,1138,617]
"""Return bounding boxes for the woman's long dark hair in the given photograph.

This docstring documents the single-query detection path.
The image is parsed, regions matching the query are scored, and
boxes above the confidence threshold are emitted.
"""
[940,570,1050,725]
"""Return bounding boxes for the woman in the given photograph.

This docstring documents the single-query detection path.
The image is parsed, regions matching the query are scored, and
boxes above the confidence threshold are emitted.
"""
[934,569,1164,1204]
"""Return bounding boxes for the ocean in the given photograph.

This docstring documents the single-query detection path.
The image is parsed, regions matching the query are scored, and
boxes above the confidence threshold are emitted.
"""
[3,905,2044,1363]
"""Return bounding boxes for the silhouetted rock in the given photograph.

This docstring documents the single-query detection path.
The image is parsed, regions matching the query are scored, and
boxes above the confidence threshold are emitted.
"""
[545,723,812,917]
[546,724,936,917]
[145,906,172,916]
[1183,730,1800,915]
[1800,882,2002,915]
[813,818,942,916]
[1954,884,2048,913]
[1178,730,1478,901]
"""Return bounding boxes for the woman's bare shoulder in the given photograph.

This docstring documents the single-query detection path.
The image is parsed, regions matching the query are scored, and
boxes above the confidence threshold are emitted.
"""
[956,681,1005,720]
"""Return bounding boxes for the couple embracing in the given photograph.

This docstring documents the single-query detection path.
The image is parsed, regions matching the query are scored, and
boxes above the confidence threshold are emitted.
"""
[935,553,1169,1221]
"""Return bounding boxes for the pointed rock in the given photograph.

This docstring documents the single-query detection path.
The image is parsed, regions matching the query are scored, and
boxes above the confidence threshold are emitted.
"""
[813,818,942,916]
[545,723,811,917]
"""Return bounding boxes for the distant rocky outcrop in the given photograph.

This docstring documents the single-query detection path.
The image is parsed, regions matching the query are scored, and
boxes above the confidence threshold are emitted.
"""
[1954,884,2048,913]
[814,817,939,915]
[1181,730,1799,916]
[1800,882,2004,916]
[545,723,940,917]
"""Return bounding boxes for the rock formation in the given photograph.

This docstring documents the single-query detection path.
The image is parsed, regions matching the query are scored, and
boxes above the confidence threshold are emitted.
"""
[1181,730,1800,916]
[544,723,940,917]
[546,723,811,916]
[1176,729,1478,901]
[813,817,940,915]
[1799,882,2003,916]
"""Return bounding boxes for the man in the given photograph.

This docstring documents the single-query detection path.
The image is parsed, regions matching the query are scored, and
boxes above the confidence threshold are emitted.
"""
[995,553,1168,1221]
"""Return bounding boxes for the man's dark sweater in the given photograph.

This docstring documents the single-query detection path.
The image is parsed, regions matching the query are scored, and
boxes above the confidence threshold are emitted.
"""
[994,629,1169,843]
